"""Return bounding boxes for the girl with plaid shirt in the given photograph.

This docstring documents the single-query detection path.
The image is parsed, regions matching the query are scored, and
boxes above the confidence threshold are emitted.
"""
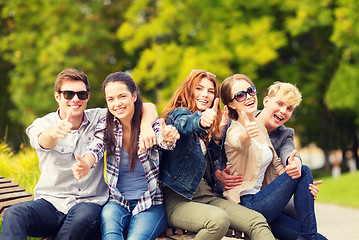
[72,72,179,240]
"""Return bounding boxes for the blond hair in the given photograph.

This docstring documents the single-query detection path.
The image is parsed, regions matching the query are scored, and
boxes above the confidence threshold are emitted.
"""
[268,82,302,108]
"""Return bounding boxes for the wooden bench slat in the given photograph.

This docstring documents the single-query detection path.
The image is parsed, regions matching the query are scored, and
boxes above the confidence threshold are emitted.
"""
[0,186,26,195]
[0,178,12,184]
[0,191,32,201]
[0,182,19,189]
[0,196,34,216]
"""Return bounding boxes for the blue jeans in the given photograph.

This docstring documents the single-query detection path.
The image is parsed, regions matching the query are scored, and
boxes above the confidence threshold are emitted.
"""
[1,198,102,240]
[240,165,327,240]
[101,200,167,240]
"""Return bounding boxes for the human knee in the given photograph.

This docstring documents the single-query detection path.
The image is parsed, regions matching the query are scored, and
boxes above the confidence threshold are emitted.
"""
[301,165,313,179]
[205,209,230,232]
[248,211,270,230]
[69,203,101,228]
[3,204,28,226]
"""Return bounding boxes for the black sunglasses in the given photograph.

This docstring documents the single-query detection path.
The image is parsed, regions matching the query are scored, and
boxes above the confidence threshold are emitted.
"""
[231,86,257,102]
[58,90,89,100]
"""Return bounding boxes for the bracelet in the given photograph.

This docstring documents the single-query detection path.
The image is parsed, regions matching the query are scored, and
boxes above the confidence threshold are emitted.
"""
[213,135,222,141]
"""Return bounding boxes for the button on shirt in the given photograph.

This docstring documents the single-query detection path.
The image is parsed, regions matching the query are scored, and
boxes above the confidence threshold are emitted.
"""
[26,108,109,214]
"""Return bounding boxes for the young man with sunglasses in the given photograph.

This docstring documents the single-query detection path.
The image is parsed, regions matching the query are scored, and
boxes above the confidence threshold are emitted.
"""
[1,68,158,240]
[214,82,321,220]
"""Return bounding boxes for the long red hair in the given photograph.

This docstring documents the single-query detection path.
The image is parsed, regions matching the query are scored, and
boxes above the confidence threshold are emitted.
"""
[161,70,221,138]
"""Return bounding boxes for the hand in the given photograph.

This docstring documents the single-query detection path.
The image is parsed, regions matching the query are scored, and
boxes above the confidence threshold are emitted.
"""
[200,98,219,128]
[218,105,228,134]
[309,180,323,200]
[139,123,157,153]
[285,150,302,179]
[50,110,73,139]
[241,111,259,139]
[214,167,243,190]
[159,118,180,144]
[72,154,92,180]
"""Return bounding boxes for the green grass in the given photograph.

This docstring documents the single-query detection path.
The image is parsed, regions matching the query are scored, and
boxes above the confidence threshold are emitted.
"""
[0,141,40,239]
[315,170,359,208]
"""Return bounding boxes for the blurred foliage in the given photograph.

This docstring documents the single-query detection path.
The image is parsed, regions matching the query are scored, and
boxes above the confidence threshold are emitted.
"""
[0,0,359,170]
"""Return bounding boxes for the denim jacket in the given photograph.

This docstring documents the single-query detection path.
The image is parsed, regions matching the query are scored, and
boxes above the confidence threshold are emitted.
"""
[160,107,220,200]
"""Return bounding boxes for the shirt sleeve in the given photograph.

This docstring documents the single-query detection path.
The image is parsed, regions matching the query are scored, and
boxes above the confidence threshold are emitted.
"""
[275,127,302,166]
[153,119,176,150]
[166,108,208,136]
[26,115,54,151]
[85,116,107,164]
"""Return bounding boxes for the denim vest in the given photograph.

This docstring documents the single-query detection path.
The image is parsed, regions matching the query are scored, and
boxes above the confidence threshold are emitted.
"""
[159,107,220,200]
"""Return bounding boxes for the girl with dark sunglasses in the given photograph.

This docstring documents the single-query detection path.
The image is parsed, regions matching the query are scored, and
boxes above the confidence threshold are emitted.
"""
[220,74,327,240]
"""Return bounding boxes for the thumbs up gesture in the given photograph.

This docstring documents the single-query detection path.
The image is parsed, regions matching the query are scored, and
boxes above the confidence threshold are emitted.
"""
[51,110,73,139]
[285,149,302,179]
[200,98,219,128]
[72,154,95,180]
[159,118,180,145]
[240,111,259,139]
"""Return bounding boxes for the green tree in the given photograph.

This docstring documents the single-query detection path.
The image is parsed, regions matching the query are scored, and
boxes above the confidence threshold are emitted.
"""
[0,0,130,129]
[117,0,287,110]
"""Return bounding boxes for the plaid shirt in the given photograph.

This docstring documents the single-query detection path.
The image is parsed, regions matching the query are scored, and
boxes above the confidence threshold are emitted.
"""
[86,117,175,215]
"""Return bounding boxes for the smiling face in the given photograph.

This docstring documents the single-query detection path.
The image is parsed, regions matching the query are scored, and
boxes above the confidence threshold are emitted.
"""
[228,80,257,120]
[55,79,89,121]
[105,82,137,125]
[260,96,294,132]
[194,77,215,111]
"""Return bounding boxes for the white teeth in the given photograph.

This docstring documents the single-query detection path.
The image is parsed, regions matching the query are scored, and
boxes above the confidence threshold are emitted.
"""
[245,100,254,106]
[274,115,283,121]
[198,100,208,104]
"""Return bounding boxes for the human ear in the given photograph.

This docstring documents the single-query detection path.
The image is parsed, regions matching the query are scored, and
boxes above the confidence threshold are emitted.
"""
[263,96,269,107]
[228,101,236,110]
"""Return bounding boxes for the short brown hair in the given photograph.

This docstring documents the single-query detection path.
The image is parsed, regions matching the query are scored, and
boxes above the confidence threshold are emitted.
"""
[54,68,89,92]
[221,74,254,120]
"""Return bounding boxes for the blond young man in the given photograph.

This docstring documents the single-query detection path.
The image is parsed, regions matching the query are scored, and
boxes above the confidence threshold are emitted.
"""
[214,82,321,220]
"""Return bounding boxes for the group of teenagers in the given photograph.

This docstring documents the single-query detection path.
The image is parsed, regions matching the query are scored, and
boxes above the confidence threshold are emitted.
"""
[1,68,328,240]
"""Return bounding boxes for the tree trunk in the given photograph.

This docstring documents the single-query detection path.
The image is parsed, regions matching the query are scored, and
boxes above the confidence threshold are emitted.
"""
[353,126,359,170]
[323,149,331,171]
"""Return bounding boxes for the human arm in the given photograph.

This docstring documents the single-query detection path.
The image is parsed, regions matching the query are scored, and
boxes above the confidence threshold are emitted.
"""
[72,153,96,180]
[158,118,180,148]
[139,103,159,153]
[272,126,302,166]
[38,110,73,149]
[227,111,259,149]
[214,167,243,190]
[285,149,302,179]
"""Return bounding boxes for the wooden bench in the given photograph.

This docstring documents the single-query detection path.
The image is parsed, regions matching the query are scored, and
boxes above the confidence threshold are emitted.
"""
[0,175,33,217]
[157,227,247,239]
[0,175,245,239]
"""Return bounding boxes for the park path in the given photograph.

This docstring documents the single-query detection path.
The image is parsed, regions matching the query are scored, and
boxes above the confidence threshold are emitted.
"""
[223,202,359,240]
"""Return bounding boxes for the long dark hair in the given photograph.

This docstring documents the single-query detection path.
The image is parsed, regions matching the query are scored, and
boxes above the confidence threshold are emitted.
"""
[102,72,143,171]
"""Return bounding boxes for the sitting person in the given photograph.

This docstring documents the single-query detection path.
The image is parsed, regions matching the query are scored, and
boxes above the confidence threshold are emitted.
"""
[220,74,327,240]
[160,70,274,240]
[214,81,322,221]
[1,68,158,240]
[72,71,180,240]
